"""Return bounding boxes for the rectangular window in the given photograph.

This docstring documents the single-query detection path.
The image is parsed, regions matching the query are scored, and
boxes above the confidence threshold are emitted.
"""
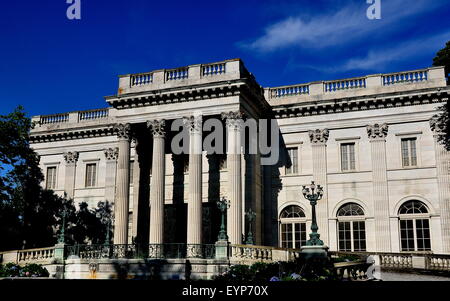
[85,163,97,187]
[415,219,431,251]
[353,221,367,252]
[340,143,356,171]
[285,147,299,175]
[400,219,415,251]
[46,167,57,190]
[401,138,417,167]
[338,221,352,251]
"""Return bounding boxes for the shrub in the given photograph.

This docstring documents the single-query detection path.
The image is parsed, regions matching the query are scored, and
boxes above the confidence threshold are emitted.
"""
[0,263,49,277]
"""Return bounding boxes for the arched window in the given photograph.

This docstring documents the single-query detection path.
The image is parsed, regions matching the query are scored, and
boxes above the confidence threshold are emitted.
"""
[398,200,431,252]
[279,205,307,249]
[337,203,366,252]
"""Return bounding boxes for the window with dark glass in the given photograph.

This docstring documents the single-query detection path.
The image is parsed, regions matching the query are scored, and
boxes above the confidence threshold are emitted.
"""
[337,203,366,252]
[280,205,306,249]
[399,200,431,251]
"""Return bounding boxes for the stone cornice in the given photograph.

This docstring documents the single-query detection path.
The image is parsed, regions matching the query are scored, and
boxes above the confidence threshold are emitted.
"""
[105,78,269,114]
[29,125,116,143]
[272,89,449,119]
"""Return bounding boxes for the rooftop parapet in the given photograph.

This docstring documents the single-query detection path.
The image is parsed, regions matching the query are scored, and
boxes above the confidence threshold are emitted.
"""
[265,66,447,105]
[116,58,250,96]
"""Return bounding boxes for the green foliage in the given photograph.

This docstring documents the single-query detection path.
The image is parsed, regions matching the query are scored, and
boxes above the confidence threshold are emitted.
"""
[0,263,49,277]
[433,40,450,81]
[432,41,450,151]
[0,107,112,250]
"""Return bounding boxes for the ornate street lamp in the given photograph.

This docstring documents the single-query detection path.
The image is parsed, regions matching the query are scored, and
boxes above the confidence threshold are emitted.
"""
[302,181,324,246]
[245,209,256,245]
[217,197,230,241]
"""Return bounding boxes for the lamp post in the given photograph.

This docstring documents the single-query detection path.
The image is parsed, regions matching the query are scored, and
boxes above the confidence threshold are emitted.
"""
[217,197,230,241]
[245,209,256,245]
[58,206,68,244]
[302,181,324,246]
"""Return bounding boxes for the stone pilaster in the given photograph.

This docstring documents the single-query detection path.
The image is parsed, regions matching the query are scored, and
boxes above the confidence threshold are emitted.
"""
[222,111,243,245]
[113,123,131,245]
[184,115,203,255]
[367,123,391,252]
[103,147,118,205]
[308,129,329,245]
[147,119,166,245]
[430,118,450,253]
[63,151,79,199]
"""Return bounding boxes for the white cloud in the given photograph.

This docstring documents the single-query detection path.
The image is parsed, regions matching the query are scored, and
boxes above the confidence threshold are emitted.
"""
[241,0,448,53]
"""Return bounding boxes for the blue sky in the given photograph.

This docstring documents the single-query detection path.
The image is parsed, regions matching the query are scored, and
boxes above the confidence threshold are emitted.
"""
[0,0,449,117]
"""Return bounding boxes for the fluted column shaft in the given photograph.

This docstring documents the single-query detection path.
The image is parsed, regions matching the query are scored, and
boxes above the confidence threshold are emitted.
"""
[63,151,79,199]
[113,124,131,245]
[104,148,118,205]
[433,134,450,253]
[368,123,391,252]
[185,116,203,249]
[224,112,243,245]
[309,129,329,245]
[149,134,165,244]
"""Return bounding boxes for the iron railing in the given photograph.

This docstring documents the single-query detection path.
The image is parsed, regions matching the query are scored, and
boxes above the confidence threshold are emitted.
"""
[65,243,216,260]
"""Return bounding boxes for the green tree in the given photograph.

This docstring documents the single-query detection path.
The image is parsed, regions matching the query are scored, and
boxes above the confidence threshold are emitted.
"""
[432,41,450,150]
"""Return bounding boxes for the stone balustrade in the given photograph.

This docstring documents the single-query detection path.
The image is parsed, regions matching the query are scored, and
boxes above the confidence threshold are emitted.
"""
[40,113,69,125]
[324,77,366,92]
[382,70,428,86]
[379,253,413,268]
[166,67,189,81]
[271,84,310,98]
[266,66,445,101]
[78,108,109,121]
[131,72,153,86]
[426,254,450,271]
[229,244,273,262]
[0,247,56,265]
[202,62,226,76]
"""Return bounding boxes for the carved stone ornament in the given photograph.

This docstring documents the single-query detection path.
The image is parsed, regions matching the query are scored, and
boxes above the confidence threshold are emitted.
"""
[367,123,389,139]
[147,119,166,137]
[63,151,79,164]
[308,129,329,144]
[183,115,203,133]
[114,123,131,140]
[104,147,119,161]
[221,111,244,131]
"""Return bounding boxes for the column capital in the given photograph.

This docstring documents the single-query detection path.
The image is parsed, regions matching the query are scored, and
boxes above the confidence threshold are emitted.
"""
[221,111,244,131]
[183,115,203,133]
[104,147,119,161]
[309,128,329,144]
[367,123,389,140]
[63,151,79,164]
[147,119,166,138]
[114,123,131,140]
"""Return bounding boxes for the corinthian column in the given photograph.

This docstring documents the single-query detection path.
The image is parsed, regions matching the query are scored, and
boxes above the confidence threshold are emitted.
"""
[367,123,391,252]
[309,129,329,245]
[63,151,79,199]
[222,111,243,245]
[184,115,203,256]
[104,147,118,204]
[147,119,166,246]
[430,118,450,253]
[113,123,131,245]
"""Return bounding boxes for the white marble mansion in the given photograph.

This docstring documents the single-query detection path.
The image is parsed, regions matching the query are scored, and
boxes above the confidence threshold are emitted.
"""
[29,59,450,254]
